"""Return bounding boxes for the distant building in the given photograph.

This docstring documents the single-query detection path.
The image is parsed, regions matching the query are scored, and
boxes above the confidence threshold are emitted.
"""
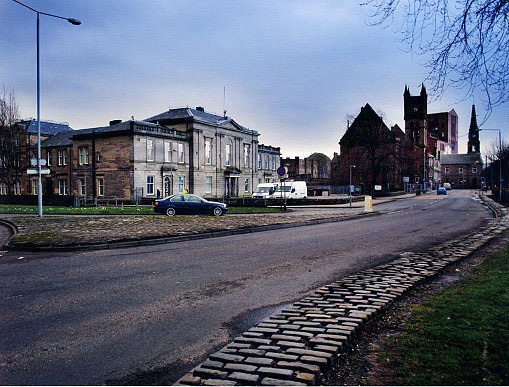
[440,105,483,188]
[282,152,333,195]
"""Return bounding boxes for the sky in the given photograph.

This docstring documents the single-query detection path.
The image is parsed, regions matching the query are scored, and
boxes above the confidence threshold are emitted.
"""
[1,0,507,158]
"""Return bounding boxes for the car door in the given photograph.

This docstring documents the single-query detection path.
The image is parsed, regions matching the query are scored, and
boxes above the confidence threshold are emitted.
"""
[184,194,207,215]
[169,194,185,214]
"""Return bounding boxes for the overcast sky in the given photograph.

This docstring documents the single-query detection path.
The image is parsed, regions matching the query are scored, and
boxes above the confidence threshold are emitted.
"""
[1,0,507,158]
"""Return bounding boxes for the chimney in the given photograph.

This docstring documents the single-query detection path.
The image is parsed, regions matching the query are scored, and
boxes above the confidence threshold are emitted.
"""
[109,119,122,126]
[196,106,205,112]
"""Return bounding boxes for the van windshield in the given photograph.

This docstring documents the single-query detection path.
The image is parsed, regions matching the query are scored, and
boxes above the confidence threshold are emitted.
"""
[277,186,292,192]
[257,187,273,193]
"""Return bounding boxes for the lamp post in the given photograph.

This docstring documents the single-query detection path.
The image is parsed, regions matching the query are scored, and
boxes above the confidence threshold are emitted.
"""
[11,0,80,217]
[349,164,356,206]
[479,128,502,203]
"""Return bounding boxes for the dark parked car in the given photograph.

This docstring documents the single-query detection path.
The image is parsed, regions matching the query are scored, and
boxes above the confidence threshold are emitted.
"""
[153,194,228,216]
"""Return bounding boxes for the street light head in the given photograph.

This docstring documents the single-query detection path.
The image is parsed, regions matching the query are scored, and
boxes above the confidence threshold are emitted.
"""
[67,18,81,25]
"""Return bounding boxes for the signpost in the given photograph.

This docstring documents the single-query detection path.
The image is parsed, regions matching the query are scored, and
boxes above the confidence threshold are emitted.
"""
[27,168,50,175]
[276,166,288,211]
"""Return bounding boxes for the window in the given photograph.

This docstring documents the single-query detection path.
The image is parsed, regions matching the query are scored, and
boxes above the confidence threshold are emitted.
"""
[178,143,184,163]
[272,156,277,170]
[206,176,212,193]
[164,141,172,162]
[244,177,249,193]
[46,150,51,167]
[244,144,250,167]
[264,155,269,169]
[178,176,185,193]
[186,195,202,203]
[97,177,104,196]
[472,146,476,152]
[0,183,7,195]
[440,143,445,151]
[58,179,68,195]
[257,154,262,169]
[31,179,38,195]
[459,167,464,173]
[96,152,101,162]
[146,175,154,195]
[445,167,450,174]
[147,139,155,162]
[226,143,232,166]
[170,195,184,202]
[79,147,89,165]
[79,178,86,196]
[472,167,477,173]
[58,150,64,166]
[205,139,212,165]
[13,181,20,195]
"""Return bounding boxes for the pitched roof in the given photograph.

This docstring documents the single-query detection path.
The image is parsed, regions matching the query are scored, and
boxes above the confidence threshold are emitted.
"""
[145,107,259,135]
[441,153,483,165]
[41,130,75,147]
[22,120,72,136]
[340,103,392,145]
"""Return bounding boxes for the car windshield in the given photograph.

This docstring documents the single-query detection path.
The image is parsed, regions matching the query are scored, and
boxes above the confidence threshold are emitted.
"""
[277,186,292,192]
[257,187,273,193]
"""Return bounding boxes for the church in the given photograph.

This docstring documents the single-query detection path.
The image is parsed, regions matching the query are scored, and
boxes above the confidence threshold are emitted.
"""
[440,105,483,188]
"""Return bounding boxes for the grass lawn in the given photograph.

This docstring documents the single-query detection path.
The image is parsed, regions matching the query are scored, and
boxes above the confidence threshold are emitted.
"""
[0,204,281,215]
[379,249,509,385]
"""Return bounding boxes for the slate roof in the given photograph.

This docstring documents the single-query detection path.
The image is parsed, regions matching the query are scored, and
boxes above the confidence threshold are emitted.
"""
[340,103,392,146]
[41,130,75,147]
[23,120,72,136]
[441,153,483,165]
[145,107,258,135]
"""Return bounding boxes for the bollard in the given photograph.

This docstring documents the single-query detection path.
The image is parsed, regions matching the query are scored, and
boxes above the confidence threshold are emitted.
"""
[364,195,373,212]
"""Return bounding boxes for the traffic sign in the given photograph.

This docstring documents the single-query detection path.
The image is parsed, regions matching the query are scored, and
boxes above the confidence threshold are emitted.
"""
[31,158,47,166]
[276,166,288,177]
[27,168,50,175]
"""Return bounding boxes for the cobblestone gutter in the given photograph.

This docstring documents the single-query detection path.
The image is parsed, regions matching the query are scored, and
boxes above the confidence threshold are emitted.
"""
[175,195,508,386]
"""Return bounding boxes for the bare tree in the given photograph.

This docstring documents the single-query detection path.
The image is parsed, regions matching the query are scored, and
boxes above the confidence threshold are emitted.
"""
[361,0,509,119]
[0,86,23,195]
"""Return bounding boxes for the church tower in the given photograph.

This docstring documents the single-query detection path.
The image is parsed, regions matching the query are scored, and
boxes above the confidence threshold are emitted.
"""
[404,84,428,147]
[467,104,480,154]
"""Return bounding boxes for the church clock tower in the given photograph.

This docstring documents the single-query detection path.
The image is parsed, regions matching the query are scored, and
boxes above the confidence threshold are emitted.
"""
[404,84,428,148]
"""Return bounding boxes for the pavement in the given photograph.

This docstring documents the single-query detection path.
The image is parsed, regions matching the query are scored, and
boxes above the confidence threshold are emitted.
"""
[0,190,495,385]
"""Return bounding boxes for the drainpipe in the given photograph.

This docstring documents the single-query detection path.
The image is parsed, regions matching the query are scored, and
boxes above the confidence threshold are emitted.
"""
[92,129,96,201]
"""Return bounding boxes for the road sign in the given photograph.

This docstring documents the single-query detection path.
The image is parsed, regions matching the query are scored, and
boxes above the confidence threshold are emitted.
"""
[403,176,410,183]
[27,168,50,175]
[375,185,382,191]
[31,158,46,166]
[276,166,288,177]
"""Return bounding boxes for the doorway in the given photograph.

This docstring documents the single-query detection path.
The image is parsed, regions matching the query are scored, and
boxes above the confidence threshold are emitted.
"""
[164,176,173,197]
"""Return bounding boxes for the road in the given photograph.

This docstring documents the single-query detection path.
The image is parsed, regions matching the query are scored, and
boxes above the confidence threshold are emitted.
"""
[0,190,491,385]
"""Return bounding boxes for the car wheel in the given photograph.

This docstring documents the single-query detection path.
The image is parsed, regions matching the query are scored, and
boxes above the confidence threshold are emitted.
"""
[166,207,176,216]
[212,207,223,216]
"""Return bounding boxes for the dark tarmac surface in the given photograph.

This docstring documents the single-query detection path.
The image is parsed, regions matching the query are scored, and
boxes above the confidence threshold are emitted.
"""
[0,190,491,385]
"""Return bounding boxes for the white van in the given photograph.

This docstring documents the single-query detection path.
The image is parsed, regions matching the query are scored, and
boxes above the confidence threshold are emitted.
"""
[252,183,279,199]
[273,181,307,199]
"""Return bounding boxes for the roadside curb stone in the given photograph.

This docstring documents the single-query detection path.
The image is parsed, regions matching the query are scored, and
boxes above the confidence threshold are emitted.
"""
[175,194,508,385]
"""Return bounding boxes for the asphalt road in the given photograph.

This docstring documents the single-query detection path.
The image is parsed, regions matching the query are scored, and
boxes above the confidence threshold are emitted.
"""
[0,190,491,385]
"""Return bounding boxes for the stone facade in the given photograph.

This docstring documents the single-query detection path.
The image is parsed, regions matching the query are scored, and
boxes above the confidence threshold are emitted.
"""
[35,108,281,200]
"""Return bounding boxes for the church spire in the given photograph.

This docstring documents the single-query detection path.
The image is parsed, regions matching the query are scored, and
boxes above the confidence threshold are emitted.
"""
[469,104,478,131]
[467,104,480,154]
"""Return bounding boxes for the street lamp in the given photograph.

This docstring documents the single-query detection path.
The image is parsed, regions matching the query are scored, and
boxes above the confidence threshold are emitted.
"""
[479,128,502,203]
[349,164,356,207]
[11,0,80,217]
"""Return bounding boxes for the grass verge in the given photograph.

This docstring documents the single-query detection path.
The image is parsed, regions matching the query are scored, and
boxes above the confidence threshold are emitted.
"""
[0,204,281,215]
[379,248,509,385]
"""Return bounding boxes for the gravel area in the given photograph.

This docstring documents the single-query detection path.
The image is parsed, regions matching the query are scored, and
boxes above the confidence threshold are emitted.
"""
[6,213,353,248]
